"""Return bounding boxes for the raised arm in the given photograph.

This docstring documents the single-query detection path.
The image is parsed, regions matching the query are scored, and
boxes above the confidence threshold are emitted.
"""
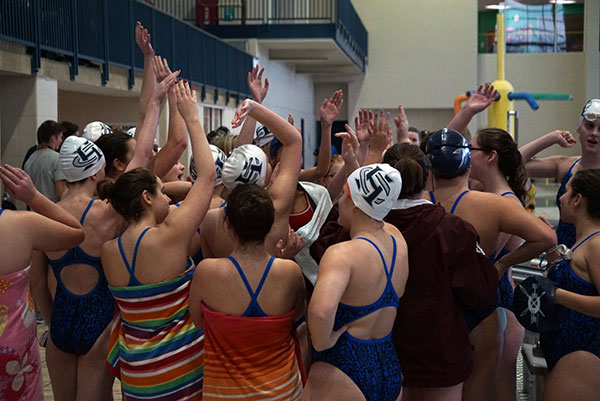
[127,69,180,172]
[365,112,391,165]
[299,90,343,182]
[520,130,576,178]
[394,104,410,144]
[135,22,157,130]
[235,65,270,147]
[447,83,497,134]
[308,245,350,351]
[326,123,360,200]
[151,56,188,179]
[160,80,216,241]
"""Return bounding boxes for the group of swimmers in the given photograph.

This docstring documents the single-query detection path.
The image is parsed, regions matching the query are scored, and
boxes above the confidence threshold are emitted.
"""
[1,21,600,401]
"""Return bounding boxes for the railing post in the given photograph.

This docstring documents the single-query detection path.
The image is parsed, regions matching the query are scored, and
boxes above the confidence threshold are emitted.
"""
[70,0,79,81]
[101,0,110,85]
[31,0,41,74]
[127,0,135,89]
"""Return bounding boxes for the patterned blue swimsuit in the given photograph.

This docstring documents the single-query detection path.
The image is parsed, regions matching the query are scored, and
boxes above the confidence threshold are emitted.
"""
[495,191,518,311]
[48,200,116,355]
[540,231,600,370]
[431,190,501,331]
[313,236,402,401]
[555,159,580,248]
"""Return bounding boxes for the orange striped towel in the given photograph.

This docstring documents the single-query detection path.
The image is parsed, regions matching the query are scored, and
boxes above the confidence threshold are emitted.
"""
[202,303,305,400]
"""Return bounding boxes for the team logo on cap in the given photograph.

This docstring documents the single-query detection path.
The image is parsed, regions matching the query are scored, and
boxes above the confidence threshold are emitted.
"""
[355,165,393,206]
[236,157,263,184]
[72,141,103,171]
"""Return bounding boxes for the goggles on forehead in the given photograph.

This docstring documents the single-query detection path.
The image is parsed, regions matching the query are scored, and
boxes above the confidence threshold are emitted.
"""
[582,112,600,122]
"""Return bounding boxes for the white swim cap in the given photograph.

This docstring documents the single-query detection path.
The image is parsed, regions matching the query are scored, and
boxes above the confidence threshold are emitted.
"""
[126,127,136,137]
[189,145,227,186]
[579,99,600,126]
[253,125,274,147]
[346,163,402,221]
[222,144,267,189]
[59,136,105,182]
[82,121,113,142]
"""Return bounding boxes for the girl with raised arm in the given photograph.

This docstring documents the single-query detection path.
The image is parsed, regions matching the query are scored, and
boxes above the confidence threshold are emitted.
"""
[0,165,84,400]
[520,99,600,248]
[189,183,306,400]
[41,136,123,401]
[100,80,215,400]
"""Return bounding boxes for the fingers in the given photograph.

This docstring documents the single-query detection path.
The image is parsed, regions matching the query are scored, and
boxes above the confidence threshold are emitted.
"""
[264,77,269,90]
[288,113,295,126]
[257,67,264,81]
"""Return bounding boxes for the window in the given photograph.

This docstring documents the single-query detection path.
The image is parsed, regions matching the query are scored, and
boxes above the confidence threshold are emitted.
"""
[478,0,584,53]
[203,105,223,132]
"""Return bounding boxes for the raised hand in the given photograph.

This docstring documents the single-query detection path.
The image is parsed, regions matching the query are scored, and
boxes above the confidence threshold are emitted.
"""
[231,99,255,128]
[320,90,344,125]
[336,125,359,166]
[152,56,173,83]
[287,114,301,134]
[135,21,154,57]
[0,165,38,203]
[354,109,373,144]
[394,104,410,143]
[553,130,577,147]
[248,65,269,104]
[174,79,198,122]
[369,112,392,153]
[152,70,179,104]
[466,83,498,114]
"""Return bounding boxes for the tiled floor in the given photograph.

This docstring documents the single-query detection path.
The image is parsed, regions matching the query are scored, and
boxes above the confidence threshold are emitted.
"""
[37,324,122,400]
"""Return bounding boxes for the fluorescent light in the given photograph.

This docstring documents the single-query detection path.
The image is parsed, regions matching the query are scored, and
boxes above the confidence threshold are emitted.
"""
[486,4,511,10]
[549,0,576,4]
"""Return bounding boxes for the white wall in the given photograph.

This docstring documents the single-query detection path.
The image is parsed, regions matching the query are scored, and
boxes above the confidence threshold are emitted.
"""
[314,83,349,121]
[251,41,318,167]
[476,53,585,156]
[348,0,477,115]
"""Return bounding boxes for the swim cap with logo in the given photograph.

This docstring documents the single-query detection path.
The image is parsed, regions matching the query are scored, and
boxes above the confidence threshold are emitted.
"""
[59,136,105,182]
[222,144,267,189]
[346,163,402,221]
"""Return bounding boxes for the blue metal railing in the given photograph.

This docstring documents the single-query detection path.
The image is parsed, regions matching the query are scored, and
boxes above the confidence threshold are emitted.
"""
[0,0,252,98]
[152,0,368,70]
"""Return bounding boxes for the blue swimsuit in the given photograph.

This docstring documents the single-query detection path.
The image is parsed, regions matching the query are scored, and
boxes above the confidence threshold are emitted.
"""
[228,256,274,317]
[540,231,600,370]
[313,236,402,401]
[433,190,501,331]
[555,159,580,248]
[48,200,116,355]
[495,191,518,311]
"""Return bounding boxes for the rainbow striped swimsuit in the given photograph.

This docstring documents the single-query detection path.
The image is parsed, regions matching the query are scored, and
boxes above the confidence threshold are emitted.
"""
[106,264,204,400]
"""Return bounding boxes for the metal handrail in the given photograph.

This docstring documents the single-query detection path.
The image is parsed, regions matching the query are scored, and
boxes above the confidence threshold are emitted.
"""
[0,0,252,98]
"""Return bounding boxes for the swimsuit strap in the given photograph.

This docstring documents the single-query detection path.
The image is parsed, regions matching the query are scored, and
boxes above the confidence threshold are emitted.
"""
[572,231,600,252]
[450,190,469,215]
[117,227,152,285]
[220,201,227,209]
[0,208,4,217]
[567,158,581,176]
[356,236,392,278]
[79,199,95,224]
[228,256,274,306]
[501,191,515,197]
[429,191,436,204]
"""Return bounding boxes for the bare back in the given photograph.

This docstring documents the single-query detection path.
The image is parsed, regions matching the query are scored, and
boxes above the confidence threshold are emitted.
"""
[322,223,408,340]
[45,197,123,295]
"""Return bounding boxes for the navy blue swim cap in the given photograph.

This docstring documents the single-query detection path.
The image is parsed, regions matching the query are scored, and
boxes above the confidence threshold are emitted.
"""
[269,136,283,159]
[425,128,470,179]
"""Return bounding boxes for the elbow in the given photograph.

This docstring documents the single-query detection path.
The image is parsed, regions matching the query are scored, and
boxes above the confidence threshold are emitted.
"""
[311,338,330,352]
[542,227,558,250]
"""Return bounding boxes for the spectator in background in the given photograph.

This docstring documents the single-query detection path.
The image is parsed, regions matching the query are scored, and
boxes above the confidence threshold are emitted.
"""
[59,121,80,140]
[23,120,66,202]
[408,126,421,146]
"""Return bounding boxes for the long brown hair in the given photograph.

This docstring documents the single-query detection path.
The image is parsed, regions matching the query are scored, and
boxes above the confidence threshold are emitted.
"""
[476,128,528,206]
